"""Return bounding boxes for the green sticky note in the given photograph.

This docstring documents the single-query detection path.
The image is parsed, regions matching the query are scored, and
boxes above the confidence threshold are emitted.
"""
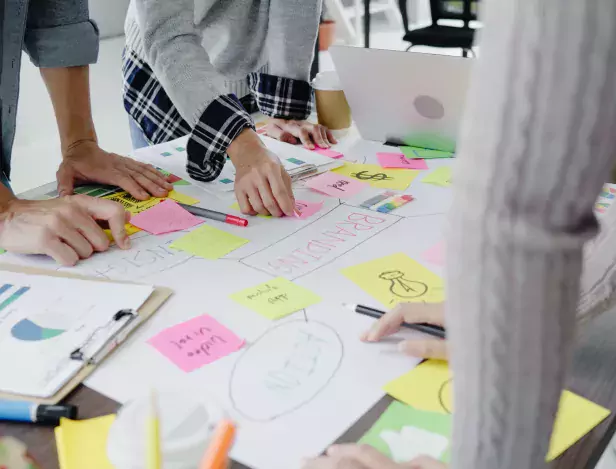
[170,225,248,259]
[359,401,452,463]
[400,146,454,160]
[0,249,5,255]
[230,277,321,320]
[422,167,452,187]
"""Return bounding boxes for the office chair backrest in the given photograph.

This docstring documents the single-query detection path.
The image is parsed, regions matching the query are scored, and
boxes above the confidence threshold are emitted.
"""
[429,0,478,26]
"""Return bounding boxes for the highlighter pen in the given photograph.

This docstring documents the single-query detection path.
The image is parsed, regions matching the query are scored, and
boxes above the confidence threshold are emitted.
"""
[0,399,77,425]
[176,203,248,227]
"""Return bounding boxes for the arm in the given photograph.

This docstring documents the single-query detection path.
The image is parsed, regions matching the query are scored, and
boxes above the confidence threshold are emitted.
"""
[446,2,616,469]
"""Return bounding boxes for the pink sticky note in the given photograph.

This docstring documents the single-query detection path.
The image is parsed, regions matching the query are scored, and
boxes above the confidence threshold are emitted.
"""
[422,241,446,266]
[377,152,428,170]
[130,200,203,235]
[148,315,245,372]
[294,200,324,219]
[304,172,367,198]
[313,148,344,159]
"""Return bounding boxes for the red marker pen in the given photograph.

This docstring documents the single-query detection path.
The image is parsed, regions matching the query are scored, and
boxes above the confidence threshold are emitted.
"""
[176,203,249,227]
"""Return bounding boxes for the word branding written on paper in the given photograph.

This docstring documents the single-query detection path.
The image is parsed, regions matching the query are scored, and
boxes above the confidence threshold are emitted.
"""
[242,206,398,279]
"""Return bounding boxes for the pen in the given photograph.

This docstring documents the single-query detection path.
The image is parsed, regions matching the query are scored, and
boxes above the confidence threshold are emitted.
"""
[176,203,248,227]
[343,303,446,339]
[147,391,161,469]
[0,399,77,425]
[199,419,236,469]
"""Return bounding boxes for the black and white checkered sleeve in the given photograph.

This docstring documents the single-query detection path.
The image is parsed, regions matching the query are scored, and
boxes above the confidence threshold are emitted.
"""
[248,73,312,121]
[186,94,255,182]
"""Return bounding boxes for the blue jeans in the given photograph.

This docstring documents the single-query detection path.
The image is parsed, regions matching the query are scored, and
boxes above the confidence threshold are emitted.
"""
[128,118,151,150]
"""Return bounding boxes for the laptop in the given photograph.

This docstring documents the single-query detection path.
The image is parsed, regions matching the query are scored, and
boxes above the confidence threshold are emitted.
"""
[329,46,472,152]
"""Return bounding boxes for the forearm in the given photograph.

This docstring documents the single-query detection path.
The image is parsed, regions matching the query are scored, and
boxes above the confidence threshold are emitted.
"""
[0,183,17,211]
[447,2,616,469]
[40,66,97,153]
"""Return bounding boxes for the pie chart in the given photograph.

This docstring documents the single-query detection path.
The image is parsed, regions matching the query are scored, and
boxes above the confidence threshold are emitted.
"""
[11,318,65,342]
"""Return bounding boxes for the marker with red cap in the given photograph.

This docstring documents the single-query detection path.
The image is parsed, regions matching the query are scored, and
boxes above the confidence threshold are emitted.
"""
[176,203,249,227]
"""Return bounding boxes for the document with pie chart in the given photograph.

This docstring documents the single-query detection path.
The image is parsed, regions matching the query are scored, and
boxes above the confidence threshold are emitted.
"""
[0,271,153,398]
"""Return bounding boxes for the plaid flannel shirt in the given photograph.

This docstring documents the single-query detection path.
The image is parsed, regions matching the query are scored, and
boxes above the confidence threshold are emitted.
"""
[122,48,312,182]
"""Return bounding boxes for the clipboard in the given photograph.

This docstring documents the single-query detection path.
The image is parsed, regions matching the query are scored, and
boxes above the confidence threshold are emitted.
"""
[0,263,172,405]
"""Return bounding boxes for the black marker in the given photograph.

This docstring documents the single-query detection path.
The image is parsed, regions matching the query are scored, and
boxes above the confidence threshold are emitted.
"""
[344,303,446,339]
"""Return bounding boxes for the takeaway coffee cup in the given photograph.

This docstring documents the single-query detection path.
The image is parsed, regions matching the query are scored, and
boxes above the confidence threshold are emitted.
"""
[312,71,352,130]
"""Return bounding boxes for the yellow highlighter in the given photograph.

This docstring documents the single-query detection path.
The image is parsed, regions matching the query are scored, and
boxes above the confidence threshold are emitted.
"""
[148,390,162,469]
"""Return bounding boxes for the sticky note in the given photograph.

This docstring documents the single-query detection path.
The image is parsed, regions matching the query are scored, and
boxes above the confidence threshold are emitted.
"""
[102,191,164,215]
[167,190,199,205]
[400,146,454,160]
[170,224,249,259]
[359,401,452,463]
[230,199,322,219]
[294,200,324,219]
[384,360,452,414]
[342,253,444,307]
[422,241,445,267]
[148,314,244,372]
[304,172,367,198]
[314,148,344,159]
[422,167,452,187]
[383,360,611,461]
[377,153,429,170]
[54,415,116,469]
[332,163,419,190]
[103,223,142,243]
[230,277,321,320]
[130,200,203,235]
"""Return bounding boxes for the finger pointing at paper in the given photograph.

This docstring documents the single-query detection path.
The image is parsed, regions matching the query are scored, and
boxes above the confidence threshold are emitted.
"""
[361,302,448,360]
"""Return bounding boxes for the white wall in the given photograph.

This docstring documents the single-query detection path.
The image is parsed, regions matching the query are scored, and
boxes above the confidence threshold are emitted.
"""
[89,0,130,38]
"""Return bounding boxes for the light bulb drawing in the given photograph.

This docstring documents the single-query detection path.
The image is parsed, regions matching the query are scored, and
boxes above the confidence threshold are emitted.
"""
[379,270,428,299]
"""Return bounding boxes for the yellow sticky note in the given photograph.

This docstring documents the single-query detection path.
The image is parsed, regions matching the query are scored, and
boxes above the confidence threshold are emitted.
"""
[422,167,452,187]
[384,361,611,461]
[104,223,142,243]
[341,253,444,307]
[384,360,452,413]
[230,277,321,320]
[102,191,164,215]
[230,202,270,218]
[170,225,249,259]
[548,390,611,460]
[54,415,116,469]
[332,163,418,190]
[168,190,200,205]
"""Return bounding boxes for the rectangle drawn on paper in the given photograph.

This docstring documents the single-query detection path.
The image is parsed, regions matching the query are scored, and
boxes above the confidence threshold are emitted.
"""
[241,206,398,280]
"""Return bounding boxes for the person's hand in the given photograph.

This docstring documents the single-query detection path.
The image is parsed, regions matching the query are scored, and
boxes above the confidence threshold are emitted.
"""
[361,302,447,360]
[228,129,296,217]
[302,444,447,469]
[0,195,130,266]
[265,118,337,150]
[57,140,173,200]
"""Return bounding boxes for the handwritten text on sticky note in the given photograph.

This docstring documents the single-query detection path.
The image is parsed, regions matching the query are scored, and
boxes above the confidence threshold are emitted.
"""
[304,172,367,198]
[148,315,244,372]
[230,277,321,320]
[130,200,203,235]
[332,163,419,191]
[377,153,428,170]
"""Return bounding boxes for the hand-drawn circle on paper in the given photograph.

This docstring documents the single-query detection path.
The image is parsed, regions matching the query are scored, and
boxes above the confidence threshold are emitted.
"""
[414,95,445,120]
[438,378,453,414]
[229,319,344,422]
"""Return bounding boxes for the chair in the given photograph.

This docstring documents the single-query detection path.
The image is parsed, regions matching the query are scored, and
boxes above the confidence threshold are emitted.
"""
[398,0,478,57]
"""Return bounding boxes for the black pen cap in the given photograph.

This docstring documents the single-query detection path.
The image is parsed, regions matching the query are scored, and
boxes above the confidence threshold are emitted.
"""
[36,404,78,424]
